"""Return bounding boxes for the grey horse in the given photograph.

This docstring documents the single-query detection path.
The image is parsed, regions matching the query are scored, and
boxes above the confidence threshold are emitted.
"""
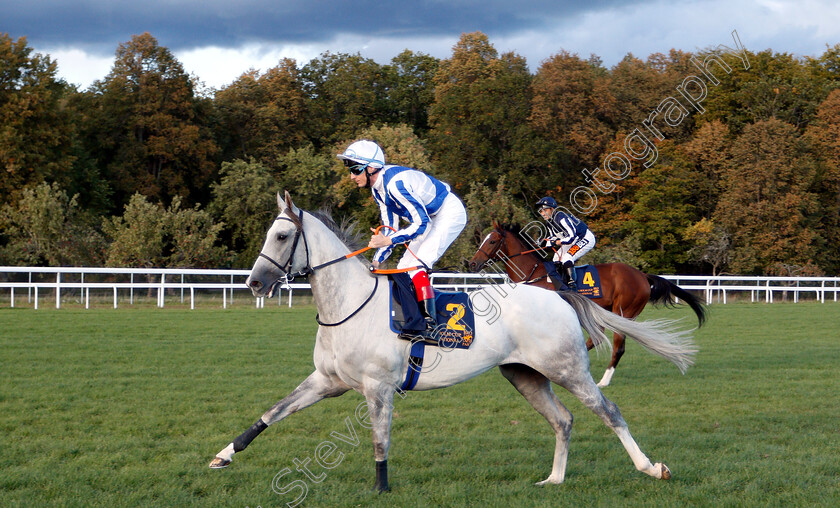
[209,192,697,491]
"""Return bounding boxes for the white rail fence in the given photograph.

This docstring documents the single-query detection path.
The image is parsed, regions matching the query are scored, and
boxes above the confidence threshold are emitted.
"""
[0,266,838,310]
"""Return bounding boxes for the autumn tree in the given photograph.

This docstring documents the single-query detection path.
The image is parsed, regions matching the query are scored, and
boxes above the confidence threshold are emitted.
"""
[81,33,218,211]
[214,59,307,164]
[805,88,840,272]
[714,118,821,274]
[0,34,75,205]
[428,32,536,193]
[530,50,616,170]
[679,119,732,220]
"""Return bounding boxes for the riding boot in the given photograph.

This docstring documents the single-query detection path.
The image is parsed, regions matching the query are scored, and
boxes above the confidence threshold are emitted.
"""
[563,261,578,291]
[398,271,439,345]
[549,262,566,290]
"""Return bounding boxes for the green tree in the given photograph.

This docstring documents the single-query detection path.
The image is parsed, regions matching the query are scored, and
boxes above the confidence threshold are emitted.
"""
[384,50,439,133]
[81,32,218,211]
[209,159,278,267]
[275,143,333,211]
[625,144,697,272]
[102,193,168,267]
[301,52,389,146]
[704,49,834,133]
[167,197,232,268]
[0,34,75,205]
[0,182,105,266]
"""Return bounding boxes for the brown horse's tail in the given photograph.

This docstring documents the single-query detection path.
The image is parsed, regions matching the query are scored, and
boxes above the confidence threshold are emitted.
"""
[646,274,707,327]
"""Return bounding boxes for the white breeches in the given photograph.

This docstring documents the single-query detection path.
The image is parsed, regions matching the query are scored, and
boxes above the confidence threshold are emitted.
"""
[552,230,596,264]
[397,193,467,275]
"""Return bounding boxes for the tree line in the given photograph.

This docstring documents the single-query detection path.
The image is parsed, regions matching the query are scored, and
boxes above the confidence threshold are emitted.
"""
[1,31,839,275]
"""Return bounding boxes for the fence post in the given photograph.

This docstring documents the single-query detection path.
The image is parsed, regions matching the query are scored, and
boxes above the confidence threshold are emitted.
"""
[56,272,61,309]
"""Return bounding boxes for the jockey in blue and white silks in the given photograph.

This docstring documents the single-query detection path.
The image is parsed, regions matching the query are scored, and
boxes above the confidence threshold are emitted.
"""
[536,196,596,290]
[339,140,467,342]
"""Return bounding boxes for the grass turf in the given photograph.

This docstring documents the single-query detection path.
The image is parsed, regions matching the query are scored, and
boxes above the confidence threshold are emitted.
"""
[1,302,838,507]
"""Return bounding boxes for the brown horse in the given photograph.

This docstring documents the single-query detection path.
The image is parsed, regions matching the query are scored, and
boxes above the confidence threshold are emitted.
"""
[467,223,706,386]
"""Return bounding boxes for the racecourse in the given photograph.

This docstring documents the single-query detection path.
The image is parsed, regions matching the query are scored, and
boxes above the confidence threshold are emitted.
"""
[1,301,838,507]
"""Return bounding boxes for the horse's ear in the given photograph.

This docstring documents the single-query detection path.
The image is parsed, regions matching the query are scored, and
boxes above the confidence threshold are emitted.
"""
[281,190,302,227]
[492,220,499,229]
[277,191,284,211]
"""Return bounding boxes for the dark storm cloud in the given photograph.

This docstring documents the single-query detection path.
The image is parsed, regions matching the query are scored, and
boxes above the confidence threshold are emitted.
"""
[4,0,636,53]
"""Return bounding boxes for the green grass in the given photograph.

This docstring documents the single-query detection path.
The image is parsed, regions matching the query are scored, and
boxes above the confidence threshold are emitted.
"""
[1,302,839,507]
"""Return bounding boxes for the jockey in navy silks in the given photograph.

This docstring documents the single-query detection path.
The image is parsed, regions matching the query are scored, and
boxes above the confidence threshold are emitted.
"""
[339,140,467,341]
[536,196,596,290]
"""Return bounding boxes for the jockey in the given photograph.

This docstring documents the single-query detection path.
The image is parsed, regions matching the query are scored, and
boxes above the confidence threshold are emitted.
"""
[535,196,596,290]
[339,140,467,342]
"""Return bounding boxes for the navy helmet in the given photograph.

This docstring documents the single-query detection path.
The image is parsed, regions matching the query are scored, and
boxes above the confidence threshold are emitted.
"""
[535,196,558,210]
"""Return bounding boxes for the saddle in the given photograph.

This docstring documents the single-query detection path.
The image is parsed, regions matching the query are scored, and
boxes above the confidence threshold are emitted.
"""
[543,262,603,299]
[388,273,475,349]
[388,273,477,392]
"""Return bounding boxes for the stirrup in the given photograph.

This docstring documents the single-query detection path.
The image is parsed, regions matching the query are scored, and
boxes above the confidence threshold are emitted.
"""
[398,318,439,345]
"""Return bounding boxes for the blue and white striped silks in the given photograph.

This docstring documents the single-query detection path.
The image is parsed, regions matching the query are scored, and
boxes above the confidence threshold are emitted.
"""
[371,166,466,267]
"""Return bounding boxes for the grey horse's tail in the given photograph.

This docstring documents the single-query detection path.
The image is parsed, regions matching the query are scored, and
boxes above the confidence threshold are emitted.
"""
[557,291,698,374]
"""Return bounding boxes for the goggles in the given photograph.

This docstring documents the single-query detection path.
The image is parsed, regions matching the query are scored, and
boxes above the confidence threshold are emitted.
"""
[343,158,369,175]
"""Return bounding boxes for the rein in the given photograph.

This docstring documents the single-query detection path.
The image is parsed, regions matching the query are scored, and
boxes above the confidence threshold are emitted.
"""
[257,212,421,327]
[478,228,552,284]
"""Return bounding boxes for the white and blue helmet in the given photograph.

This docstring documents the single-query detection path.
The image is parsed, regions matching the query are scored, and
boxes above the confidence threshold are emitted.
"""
[337,140,385,174]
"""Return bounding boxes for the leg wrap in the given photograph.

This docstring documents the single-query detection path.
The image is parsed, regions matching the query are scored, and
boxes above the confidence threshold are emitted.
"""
[374,459,389,492]
[233,418,268,452]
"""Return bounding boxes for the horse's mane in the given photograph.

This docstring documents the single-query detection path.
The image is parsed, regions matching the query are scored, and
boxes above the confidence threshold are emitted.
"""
[499,223,537,250]
[308,209,366,250]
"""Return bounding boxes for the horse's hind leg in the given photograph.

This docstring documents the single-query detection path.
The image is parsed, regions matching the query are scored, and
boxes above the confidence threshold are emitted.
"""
[555,374,670,480]
[596,331,625,388]
[500,364,573,484]
[209,370,349,468]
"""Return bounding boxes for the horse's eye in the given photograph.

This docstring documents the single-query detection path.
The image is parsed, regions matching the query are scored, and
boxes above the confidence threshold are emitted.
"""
[277,233,288,241]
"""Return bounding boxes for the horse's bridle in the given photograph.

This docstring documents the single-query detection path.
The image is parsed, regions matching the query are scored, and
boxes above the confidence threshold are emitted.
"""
[256,207,379,327]
[477,227,547,283]
[258,208,312,287]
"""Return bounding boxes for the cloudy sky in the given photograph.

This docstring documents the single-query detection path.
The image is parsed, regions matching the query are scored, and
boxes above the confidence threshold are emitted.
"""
[4,0,840,90]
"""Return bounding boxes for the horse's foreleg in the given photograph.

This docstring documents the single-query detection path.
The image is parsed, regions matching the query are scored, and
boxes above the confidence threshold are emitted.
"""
[500,364,573,485]
[597,331,625,388]
[209,370,349,468]
[364,385,396,492]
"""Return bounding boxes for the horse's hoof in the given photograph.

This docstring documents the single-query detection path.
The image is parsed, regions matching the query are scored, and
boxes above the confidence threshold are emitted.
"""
[659,463,671,480]
[209,457,231,469]
[535,474,564,485]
